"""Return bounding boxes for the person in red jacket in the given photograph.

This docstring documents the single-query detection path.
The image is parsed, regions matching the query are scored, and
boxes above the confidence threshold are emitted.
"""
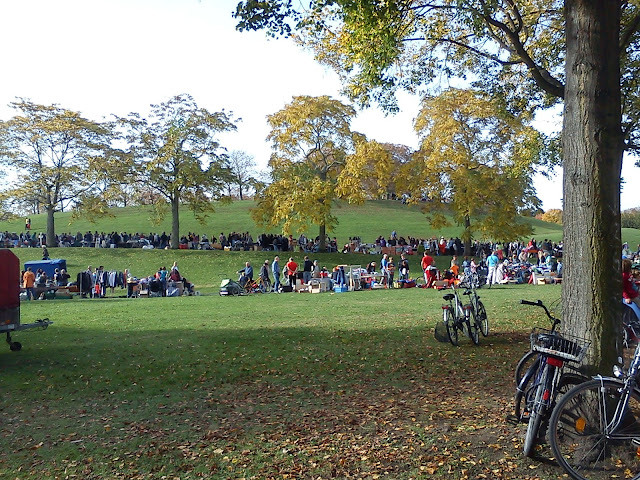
[286,257,298,290]
[623,259,640,308]
[421,251,437,288]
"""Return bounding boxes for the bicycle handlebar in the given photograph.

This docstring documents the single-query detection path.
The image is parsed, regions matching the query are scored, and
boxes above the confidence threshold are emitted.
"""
[520,299,542,306]
[520,299,561,328]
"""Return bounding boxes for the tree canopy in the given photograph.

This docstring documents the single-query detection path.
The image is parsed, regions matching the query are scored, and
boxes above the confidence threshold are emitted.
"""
[0,99,121,246]
[119,94,237,249]
[253,95,392,250]
[401,88,545,253]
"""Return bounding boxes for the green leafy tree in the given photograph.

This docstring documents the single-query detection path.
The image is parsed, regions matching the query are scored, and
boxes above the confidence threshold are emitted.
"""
[119,94,237,249]
[402,88,544,255]
[0,99,121,246]
[254,95,392,250]
[235,0,636,372]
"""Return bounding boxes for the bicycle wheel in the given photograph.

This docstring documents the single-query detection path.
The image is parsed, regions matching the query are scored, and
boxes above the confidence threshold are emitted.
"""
[444,308,459,346]
[466,311,480,345]
[515,350,538,387]
[549,378,640,479]
[514,357,540,421]
[523,365,549,456]
[476,300,489,336]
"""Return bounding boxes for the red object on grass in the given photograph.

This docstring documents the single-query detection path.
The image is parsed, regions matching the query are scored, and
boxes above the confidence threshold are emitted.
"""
[0,249,21,326]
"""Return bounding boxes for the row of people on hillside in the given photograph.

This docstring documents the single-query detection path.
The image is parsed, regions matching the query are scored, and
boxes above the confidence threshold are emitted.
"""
[2,225,568,263]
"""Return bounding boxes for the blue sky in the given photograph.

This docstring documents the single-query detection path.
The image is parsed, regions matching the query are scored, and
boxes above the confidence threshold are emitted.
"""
[0,0,636,210]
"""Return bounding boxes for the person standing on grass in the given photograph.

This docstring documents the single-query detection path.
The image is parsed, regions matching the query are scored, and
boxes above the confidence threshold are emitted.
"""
[399,253,410,282]
[272,256,281,292]
[421,250,436,288]
[380,253,390,287]
[486,250,500,287]
[157,266,168,297]
[387,256,396,288]
[312,259,321,278]
[302,255,313,285]
[260,260,271,286]
[286,257,298,290]
[23,267,35,300]
[96,265,107,298]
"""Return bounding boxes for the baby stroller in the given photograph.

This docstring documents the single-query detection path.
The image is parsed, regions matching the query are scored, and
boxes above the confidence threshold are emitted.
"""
[182,276,196,296]
[219,278,244,296]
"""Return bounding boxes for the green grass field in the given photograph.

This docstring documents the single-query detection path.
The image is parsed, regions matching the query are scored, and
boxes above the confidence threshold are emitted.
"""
[1,201,637,479]
[2,282,566,479]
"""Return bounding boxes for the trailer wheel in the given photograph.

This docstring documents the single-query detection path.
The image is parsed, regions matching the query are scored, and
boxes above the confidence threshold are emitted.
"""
[9,341,22,351]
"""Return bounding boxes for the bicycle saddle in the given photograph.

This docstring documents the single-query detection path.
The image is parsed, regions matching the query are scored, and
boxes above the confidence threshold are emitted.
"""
[443,294,455,301]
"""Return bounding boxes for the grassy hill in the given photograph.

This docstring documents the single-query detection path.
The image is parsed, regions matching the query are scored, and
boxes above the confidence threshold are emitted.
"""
[0,199,566,245]
[2,201,638,292]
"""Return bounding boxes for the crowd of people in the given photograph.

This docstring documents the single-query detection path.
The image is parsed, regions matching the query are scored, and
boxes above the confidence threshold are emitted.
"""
[21,261,195,300]
[1,219,573,264]
[1,228,341,252]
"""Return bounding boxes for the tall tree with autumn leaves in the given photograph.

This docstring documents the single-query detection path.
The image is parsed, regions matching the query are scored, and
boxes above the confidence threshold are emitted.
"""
[119,94,237,249]
[0,99,123,247]
[402,88,547,255]
[254,95,392,251]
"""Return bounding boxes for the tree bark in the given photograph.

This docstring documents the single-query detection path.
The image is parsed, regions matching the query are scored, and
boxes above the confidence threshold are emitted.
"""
[463,215,472,257]
[563,0,623,373]
[319,223,326,252]
[170,193,180,249]
[46,205,55,247]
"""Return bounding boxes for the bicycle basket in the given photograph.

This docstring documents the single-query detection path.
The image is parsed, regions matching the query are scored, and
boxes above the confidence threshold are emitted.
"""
[530,328,590,362]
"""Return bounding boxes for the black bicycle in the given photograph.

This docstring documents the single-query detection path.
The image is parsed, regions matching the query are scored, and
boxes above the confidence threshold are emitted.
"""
[442,286,479,346]
[514,300,589,457]
[461,282,489,337]
[548,338,640,479]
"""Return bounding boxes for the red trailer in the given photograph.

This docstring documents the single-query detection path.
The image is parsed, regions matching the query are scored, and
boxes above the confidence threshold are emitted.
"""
[0,249,52,351]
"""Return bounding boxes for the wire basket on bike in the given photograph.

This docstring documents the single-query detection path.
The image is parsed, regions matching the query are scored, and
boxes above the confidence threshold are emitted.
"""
[530,328,590,363]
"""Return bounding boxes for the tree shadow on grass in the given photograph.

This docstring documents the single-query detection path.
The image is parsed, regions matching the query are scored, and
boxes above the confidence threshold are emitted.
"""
[1,325,557,479]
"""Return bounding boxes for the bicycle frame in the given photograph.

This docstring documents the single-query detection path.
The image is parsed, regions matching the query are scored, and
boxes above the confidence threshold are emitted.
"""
[595,340,640,437]
[519,352,565,408]
[464,285,481,317]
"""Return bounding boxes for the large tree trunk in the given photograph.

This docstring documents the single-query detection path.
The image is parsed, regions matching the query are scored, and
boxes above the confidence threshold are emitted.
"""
[46,205,55,247]
[563,0,622,373]
[170,194,180,249]
[319,223,326,252]
[463,215,472,257]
